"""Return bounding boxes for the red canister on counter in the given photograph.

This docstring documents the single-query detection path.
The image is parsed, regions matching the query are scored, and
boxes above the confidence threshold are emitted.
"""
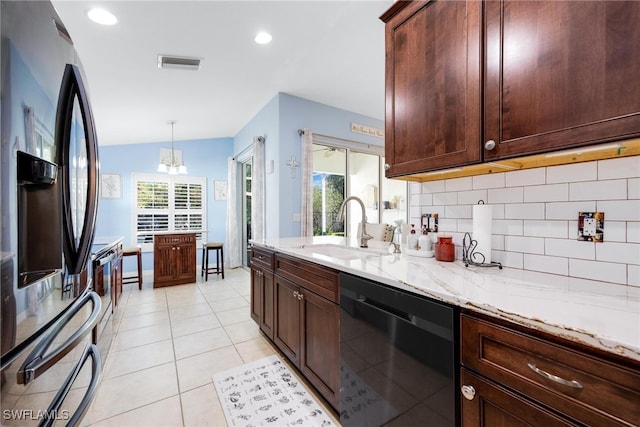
[434,236,455,262]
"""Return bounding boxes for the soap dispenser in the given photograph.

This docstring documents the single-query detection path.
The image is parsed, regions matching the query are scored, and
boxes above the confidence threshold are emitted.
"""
[407,224,418,250]
[418,225,432,251]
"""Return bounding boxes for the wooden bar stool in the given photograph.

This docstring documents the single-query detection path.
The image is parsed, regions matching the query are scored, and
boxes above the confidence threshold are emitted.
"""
[201,242,224,281]
[122,246,143,290]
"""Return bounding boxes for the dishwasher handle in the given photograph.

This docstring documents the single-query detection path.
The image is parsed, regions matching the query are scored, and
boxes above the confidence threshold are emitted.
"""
[357,297,413,324]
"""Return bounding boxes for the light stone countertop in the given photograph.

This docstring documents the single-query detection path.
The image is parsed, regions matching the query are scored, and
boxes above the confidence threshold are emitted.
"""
[251,235,640,362]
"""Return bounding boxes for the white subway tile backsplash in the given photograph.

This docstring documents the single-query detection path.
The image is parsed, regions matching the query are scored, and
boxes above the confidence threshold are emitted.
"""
[629,178,640,200]
[408,155,640,288]
[597,200,640,221]
[523,220,568,238]
[628,222,640,243]
[458,189,488,205]
[421,180,446,194]
[596,242,640,265]
[604,221,627,242]
[524,184,568,203]
[409,182,422,194]
[570,180,627,201]
[524,254,568,276]
[505,236,545,254]
[473,173,505,189]
[598,156,640,180]
[433,192,457,206]
[492,250,523,269]
[505,203,545,219]
[418,193,433,206]
[491,234,505,251]
[545,201,596,220]
[545,238,595,260]
[488,187,523,204]
[547,161,597,183]
[445,177,472,192]
[506,168,546,187]
[569,259,627,284]
[438,218,457,232]
[458,219,473,233]
[629,265,640,287]
[445,205,472,219]
[493,219,524,236]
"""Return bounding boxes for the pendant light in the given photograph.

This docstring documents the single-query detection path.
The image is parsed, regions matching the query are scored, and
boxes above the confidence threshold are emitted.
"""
[157,120,187,174]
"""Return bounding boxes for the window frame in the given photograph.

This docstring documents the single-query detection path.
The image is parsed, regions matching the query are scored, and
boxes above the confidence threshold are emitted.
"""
[131,173,207,251]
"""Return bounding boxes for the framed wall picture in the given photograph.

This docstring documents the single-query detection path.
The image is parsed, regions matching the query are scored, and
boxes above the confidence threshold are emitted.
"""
[214,180,227,200]
[100,173,122,199]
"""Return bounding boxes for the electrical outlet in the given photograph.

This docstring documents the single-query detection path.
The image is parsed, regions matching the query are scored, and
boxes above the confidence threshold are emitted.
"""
[578,212,604,242]
[421,213,438,232]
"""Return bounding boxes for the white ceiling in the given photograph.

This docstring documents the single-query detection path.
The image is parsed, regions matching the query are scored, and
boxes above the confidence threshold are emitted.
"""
[51,0,393,146]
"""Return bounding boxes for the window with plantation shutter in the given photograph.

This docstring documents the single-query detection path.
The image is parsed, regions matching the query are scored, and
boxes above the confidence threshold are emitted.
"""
[132,174,206,250]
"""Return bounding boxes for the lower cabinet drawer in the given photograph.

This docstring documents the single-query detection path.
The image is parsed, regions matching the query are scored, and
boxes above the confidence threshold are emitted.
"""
[461,314,640,427]
[275,253,339,303]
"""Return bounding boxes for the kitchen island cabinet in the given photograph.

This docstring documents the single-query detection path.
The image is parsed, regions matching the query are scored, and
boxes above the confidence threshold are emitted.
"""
[250,247,275,339]
[153,233,196,288]
[250,247,340,411]
[381,0,640,178]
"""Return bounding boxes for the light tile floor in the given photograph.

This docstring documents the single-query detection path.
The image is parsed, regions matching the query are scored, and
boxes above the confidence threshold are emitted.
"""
[83,268,339,427]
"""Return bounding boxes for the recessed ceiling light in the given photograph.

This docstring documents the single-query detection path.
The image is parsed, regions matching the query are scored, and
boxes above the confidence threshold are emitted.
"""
[87,8,118,25]
[254,31,272,45]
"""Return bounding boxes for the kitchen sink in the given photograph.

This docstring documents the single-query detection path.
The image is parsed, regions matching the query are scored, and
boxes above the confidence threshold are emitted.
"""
[297,243,391,260]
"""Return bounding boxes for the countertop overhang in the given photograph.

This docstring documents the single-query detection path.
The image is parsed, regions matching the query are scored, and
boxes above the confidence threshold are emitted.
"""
[251,236,640,362]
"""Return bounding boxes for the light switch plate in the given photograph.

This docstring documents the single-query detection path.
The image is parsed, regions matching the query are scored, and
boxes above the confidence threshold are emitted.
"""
[578,212,604,242]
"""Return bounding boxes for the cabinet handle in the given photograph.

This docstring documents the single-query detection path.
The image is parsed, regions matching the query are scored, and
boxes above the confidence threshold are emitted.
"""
[461,385,476,401]
[527,363,583,389]
[297,292,304,301]
[292,291,299,298]
[384,163,390,171]
[484,139,496,151]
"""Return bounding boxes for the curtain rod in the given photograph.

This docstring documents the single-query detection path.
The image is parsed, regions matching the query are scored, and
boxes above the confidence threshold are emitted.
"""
[232,136,265,160]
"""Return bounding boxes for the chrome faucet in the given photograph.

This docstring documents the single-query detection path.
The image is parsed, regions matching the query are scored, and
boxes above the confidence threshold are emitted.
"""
[337,196,373,248]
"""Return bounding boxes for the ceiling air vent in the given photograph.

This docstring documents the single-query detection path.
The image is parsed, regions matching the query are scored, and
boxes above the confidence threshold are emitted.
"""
[157,55,201,71]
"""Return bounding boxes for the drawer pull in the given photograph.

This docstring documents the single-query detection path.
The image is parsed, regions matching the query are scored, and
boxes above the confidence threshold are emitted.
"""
[528,363,583,389]
[461,385,476,401]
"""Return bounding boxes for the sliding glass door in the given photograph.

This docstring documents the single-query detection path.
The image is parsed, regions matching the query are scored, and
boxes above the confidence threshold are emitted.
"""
[241,160,252,267]
[311,139,406,238]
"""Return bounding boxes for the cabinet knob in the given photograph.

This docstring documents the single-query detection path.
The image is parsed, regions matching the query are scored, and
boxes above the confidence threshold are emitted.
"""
[461,385,476,401]
[297,292,304,301]
[384,163,390,171]
[172,247,176,251]
[484,139,496,151]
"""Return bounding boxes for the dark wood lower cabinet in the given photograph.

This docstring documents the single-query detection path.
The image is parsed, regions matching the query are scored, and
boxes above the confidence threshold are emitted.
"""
[461,368,575,427]
[300,289,339,410]
[153,233,196,288]
[273,275,302,366]
[250,249,340,412]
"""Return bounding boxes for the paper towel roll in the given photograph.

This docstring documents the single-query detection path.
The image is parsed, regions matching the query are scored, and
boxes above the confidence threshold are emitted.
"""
[472,204,493,263]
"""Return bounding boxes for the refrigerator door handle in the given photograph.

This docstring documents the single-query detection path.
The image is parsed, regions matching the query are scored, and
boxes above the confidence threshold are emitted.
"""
[18,290,101,384]
[38,343,102,427]
[56,63,99,275]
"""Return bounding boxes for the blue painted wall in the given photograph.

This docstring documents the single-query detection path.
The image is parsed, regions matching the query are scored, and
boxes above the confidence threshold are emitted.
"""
[233,92,384,239]
[96,137,233,272]
[99,92,383,274]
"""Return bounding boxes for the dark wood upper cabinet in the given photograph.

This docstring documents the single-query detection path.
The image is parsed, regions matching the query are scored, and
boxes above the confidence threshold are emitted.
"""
[382,0,482,177]
[484,0,640,160]
[382,0,640,177]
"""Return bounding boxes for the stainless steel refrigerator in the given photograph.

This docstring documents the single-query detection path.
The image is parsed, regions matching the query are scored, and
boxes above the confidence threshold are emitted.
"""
[1,1,102,425]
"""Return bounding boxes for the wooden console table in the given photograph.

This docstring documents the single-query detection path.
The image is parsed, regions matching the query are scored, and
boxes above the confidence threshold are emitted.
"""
[153,233,196,288]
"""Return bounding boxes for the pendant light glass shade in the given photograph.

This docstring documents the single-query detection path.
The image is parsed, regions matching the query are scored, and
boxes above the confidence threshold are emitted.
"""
[157,120,187,174]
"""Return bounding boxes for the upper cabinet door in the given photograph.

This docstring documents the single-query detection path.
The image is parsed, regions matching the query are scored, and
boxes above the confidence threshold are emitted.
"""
[382,0,482,177]
[484,1,640,160]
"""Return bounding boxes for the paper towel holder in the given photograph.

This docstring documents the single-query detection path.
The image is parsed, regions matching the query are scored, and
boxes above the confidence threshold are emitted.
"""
[462,231,502,269]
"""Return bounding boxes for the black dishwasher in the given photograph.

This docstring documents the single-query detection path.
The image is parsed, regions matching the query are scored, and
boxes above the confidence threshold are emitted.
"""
[340,273,459,427]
